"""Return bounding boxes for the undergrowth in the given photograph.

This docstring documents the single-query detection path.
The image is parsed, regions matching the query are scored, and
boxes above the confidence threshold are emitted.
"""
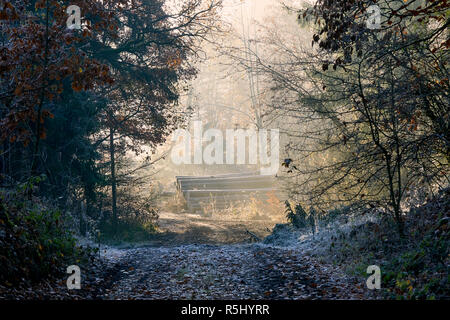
[267,189,449,300]
[0,176,92,287]
[98,209,159,244]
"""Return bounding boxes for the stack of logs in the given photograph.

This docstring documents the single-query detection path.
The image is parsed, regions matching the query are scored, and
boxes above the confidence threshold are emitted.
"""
[176,172,277,211]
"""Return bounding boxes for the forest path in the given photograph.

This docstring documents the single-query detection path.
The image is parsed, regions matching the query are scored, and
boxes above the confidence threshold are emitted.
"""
[134,211,279,246]
[99,244,368,299]
[96,212,370,300]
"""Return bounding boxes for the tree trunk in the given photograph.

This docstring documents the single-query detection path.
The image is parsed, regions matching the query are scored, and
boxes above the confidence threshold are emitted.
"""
[393,204,404,238]
[31,0,49,178]
[80,200,86,236]
[109,127,118,235]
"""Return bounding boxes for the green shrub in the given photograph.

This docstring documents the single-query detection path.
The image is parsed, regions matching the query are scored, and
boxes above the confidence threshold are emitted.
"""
[0,177,87,286]
[321,205,352,226]
[382,233,449,300]
[98,210,158,243]
[284,201,307,229]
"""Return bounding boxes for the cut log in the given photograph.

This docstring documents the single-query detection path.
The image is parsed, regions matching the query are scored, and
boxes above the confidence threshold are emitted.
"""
[175,172,278,212]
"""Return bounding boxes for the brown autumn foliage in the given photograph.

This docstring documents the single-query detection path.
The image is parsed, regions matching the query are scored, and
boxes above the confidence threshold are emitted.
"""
[0,0,128,146]
[307,0,449,61]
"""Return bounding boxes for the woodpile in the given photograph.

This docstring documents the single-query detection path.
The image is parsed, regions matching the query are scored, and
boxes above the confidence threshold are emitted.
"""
[176,172,278,211]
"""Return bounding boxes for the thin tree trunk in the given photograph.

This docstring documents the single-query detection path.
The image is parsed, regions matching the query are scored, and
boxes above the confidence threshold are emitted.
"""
[109,127,118,234]
[358,61,405,237]
[31,0,49,177]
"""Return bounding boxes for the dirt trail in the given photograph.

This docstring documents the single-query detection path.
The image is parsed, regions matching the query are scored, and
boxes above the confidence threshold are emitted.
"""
[140,211,279,246]
[100,244,369,300]
[96,212,373,300]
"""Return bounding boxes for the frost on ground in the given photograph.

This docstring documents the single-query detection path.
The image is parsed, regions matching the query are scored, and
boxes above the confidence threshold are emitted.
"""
[89,211,377,300]
[99,243,373,300]
[262,211,391,280]
[263,193,449,300]
[264,213,380,256]
[0,211,381,300]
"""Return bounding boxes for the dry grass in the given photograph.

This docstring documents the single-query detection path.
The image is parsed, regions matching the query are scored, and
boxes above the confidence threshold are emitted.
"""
[202,191,286,222]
